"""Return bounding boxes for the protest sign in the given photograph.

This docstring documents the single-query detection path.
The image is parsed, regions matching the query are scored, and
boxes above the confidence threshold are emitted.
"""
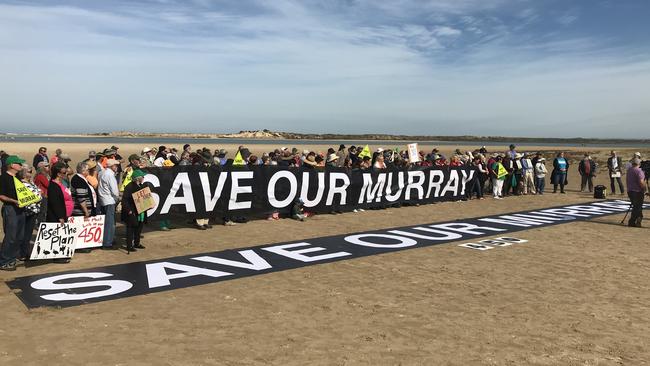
[29,221,82,260]
[68,215,105,249]
[133,186,156,214]
[407,143,420,163]
[14,177,41,208]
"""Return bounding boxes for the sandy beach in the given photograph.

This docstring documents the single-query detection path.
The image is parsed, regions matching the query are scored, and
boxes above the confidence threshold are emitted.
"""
[0,140,648,365]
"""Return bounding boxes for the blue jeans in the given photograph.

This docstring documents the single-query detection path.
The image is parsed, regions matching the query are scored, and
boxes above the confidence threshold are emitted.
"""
[1,205,25,265]
[535,177,545,194]
[102,204,116,247]
[21,214,37,258]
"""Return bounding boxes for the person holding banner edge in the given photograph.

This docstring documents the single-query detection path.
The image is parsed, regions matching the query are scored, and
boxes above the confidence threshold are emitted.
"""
[121,169,148,252]
[0,155,28,270]
[626,158,646,227]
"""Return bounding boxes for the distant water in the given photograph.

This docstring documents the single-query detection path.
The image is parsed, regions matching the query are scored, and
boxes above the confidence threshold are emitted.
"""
[0,134,647,148]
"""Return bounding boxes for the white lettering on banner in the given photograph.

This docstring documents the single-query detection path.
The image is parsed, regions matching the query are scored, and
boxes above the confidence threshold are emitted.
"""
[142,173,160,217]
[160,173,196,214]
[431,222,506,235]
[268,171,298,208]
[385,172,405,202]
[563,205,619,214]
[31,273,132,301]
[388,228,462,241]
[262,243,351,262]
[199,171,228,212]
[538,208,593,218]
[460,170,475,196]
[592,202,630,211]
[300,172,325,208]
[229,171,253,210]
[426,170,445,198]
[439,170,460,197]
[359,173,387,204]
[344,234,417,248]
[325,173,350,206]
[527,211,576,220]
[192,250,272,271]
[146,262,233,288]
[405,171,425,200]
[479,239,513,247]
[510,213,570,222]
[478,215,555,228]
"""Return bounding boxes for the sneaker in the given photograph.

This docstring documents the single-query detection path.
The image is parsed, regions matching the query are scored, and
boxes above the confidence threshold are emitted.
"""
[53,258,71,264]
[205,224,213,229]
[160,227,171,231]
[353,209,359,213]
[0,262,16,271]
[127,246,137,252]
[224,220,236,226]
[134,244,146,249]
[196,224,207,230]
[358,209,365,212]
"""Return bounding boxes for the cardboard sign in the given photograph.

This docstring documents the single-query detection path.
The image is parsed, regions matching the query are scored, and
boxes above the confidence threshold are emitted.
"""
[407,143,420,163]
[30,221,82,260]
[133,186,155,214]
[68,215,105,249]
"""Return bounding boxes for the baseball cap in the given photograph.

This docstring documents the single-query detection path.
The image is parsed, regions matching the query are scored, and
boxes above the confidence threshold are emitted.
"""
[6,155,25,165]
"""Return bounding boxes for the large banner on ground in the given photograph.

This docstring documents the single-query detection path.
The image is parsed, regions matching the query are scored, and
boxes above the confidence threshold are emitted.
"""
[140,166,477,219]
[8,200,645,309]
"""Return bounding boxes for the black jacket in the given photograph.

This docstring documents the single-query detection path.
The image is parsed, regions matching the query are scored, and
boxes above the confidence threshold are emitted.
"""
[121,181,148,226]
[46,180,67,222]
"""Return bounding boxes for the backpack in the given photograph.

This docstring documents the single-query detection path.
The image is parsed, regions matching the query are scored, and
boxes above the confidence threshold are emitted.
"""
[594,185,606,199]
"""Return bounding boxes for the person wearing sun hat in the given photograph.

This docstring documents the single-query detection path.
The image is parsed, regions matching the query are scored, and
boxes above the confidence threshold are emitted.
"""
[0,155,27,270]
[121,169,148,252]
[98,159,121,249]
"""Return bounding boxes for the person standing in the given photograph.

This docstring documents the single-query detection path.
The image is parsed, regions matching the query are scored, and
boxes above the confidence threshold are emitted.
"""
[98,159,121,249]
[16,166,42,261]
[520,153,536,195]
[0,156,28,270]
[491,156,507,199]
[625,159,646,227]
[121,170,148,252]
[71,162,97,217]
[607,150,625,195]
[534,158,548,194]
[578,154,597,193]
[552,152,569,194]
[32,147,49,169]
[47,162,73,224]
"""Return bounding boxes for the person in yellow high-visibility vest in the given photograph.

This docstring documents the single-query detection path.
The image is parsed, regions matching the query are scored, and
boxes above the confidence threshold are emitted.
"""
[491,155,508,200]
[120,154,142,192]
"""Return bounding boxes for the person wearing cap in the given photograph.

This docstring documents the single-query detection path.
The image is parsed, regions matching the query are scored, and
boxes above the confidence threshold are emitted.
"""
[607,151,625,195]
[85,159,99,190]
[121,170,148,252]
[33,147,49,169]
[578,153,597,193]
[534,157,548,194]
[88,150,97,161]
[98,158,121,249]
[71,161,97,217]
[626,158,646,227]
[0,155,28,270]
[326,153,339,167]
[16,165,42,261]
[490,156,507,199]
[336,144,346,167]
[520,153,536,195]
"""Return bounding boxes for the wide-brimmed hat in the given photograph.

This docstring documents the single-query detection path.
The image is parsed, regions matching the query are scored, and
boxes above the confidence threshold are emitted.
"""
[6,155,25,165]
[85,160,97,169]
[514,153,523,159]
[142,147,152,153]
[303,155,318,166]
[106,159,119,167]
[326,153,339,162]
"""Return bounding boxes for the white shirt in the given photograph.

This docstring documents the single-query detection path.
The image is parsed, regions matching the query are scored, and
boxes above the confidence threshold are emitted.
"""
[98,168,120,206]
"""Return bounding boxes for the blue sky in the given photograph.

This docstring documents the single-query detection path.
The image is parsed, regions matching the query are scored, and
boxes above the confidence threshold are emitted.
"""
[1,0,649,138]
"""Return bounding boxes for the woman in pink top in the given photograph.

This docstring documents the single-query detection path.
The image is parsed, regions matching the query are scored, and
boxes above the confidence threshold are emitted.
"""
[46,162,73,223]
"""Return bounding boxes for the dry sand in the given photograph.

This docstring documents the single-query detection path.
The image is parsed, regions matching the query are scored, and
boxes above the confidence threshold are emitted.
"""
[0,141,649,365]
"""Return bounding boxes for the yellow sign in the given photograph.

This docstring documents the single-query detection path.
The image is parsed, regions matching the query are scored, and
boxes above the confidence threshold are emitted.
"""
[232,151,246,166]
[358,145,371,159]
[496,163,508,179]
[14,177,42,208]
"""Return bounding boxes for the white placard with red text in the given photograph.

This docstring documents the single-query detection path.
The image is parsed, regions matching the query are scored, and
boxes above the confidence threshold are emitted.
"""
[68,215,105,249]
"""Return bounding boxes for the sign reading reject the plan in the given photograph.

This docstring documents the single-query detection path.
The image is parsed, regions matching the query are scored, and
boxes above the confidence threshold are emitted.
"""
[8,200,643,309]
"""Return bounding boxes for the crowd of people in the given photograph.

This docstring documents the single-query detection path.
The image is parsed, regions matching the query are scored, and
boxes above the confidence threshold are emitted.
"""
[0,143,646,271]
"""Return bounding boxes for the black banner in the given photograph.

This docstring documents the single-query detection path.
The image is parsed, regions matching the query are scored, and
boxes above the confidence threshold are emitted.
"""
[6,200,643,309]
[139,165,477,219]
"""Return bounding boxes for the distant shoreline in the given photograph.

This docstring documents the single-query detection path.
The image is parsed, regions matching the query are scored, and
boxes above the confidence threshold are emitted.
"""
[1,131,648,146]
